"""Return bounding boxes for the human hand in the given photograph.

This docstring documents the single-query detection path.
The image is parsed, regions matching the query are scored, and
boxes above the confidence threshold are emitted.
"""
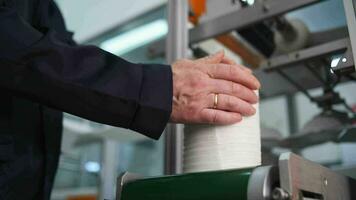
[170,50,260,125]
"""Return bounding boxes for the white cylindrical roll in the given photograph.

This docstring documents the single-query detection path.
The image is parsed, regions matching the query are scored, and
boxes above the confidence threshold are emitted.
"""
[274,18,310,54]
[183,98,261,173]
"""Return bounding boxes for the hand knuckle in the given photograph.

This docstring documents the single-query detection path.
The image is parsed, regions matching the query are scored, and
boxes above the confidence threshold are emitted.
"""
[187,102,198,112]
[183,108,197,121]
[182,58,191,64]
[204,110,215,124]
[233,83,242,93]
[199,111,208,122]
[226,96,233,108]
[234,100,241,111]
[212,110,218,123]
[191,76,206,88]
[200,78,210,88]
[230,65,238,76]
[211,64,219,76]
[229,97,238,108]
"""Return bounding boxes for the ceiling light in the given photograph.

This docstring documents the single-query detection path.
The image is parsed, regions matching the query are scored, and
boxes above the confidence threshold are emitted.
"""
[100,19,168,55]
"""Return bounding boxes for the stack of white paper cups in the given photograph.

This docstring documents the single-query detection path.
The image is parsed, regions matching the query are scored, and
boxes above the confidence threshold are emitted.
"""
[183,94,261,173]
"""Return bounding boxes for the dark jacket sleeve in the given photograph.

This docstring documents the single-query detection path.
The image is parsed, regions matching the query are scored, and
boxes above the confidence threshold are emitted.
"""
[0,6,172,140]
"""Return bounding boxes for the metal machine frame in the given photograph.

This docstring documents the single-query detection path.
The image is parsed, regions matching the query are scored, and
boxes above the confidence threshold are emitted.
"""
[164,0,356,175]
[116,153,356,200]
[151,0,324,57]
[275,153,356,200]
[343,0,356,73]
[164,0,189,175]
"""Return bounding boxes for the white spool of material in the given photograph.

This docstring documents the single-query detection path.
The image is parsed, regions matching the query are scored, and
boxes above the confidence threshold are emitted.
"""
[183,98,261,173]
[274,18,310,54]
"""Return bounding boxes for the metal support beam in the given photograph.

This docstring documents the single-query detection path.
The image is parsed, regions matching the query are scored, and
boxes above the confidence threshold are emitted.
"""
[149,0,323,57]
[100,139,119,200]
[343,0,356,72]
[261,38,351,72]
[164,0,188,175]
[189,0,322,43]
[286,95,299,135]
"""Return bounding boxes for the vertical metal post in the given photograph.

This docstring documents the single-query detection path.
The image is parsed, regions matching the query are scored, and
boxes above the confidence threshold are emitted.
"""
[99,139,119,200]
[165,0,188,175]
[286,94,299,135]
[343,0,356,72]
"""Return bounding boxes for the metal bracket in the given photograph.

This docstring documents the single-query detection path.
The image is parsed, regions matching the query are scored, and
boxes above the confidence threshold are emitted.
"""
[277,152,356,200]
[116,172,142,200]
[332,46,355,75]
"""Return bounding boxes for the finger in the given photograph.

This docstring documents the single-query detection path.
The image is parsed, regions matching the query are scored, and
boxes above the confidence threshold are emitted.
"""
[196,50,224,64]
[221,56,235,65]
[237,64,253,74]
[207,94,256,116]
[200,109,242,125]
[207,63,261,90]
[221,57,253,74]
[210,79,258,103]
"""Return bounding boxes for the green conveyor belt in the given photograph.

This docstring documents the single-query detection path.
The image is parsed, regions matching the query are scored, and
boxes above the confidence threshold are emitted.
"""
[121,168,253,200]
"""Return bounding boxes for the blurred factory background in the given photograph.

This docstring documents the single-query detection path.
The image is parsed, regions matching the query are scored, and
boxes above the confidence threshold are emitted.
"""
[51,0,356,199]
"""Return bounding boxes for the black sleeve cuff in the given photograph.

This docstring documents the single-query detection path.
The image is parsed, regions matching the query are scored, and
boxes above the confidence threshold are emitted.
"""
[129,64,173,140]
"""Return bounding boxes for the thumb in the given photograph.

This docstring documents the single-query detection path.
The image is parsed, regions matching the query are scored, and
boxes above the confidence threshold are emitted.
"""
[197,50,225,64]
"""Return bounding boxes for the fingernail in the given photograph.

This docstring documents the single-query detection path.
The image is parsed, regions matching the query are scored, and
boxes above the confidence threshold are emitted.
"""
[251,107,256,115]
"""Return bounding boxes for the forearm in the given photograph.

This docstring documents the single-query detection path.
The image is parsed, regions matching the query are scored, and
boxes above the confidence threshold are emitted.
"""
[0,7,172,139]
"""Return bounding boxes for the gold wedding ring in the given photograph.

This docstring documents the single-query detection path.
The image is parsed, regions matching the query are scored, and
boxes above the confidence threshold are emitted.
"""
[213,93,219,109]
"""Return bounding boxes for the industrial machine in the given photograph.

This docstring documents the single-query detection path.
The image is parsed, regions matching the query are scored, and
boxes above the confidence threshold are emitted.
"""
[154,0,356,169]
[116,153,356,200]
[114,1,356,200]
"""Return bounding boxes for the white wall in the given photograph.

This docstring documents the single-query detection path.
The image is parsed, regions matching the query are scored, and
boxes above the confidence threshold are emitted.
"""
[55,0,167,42]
